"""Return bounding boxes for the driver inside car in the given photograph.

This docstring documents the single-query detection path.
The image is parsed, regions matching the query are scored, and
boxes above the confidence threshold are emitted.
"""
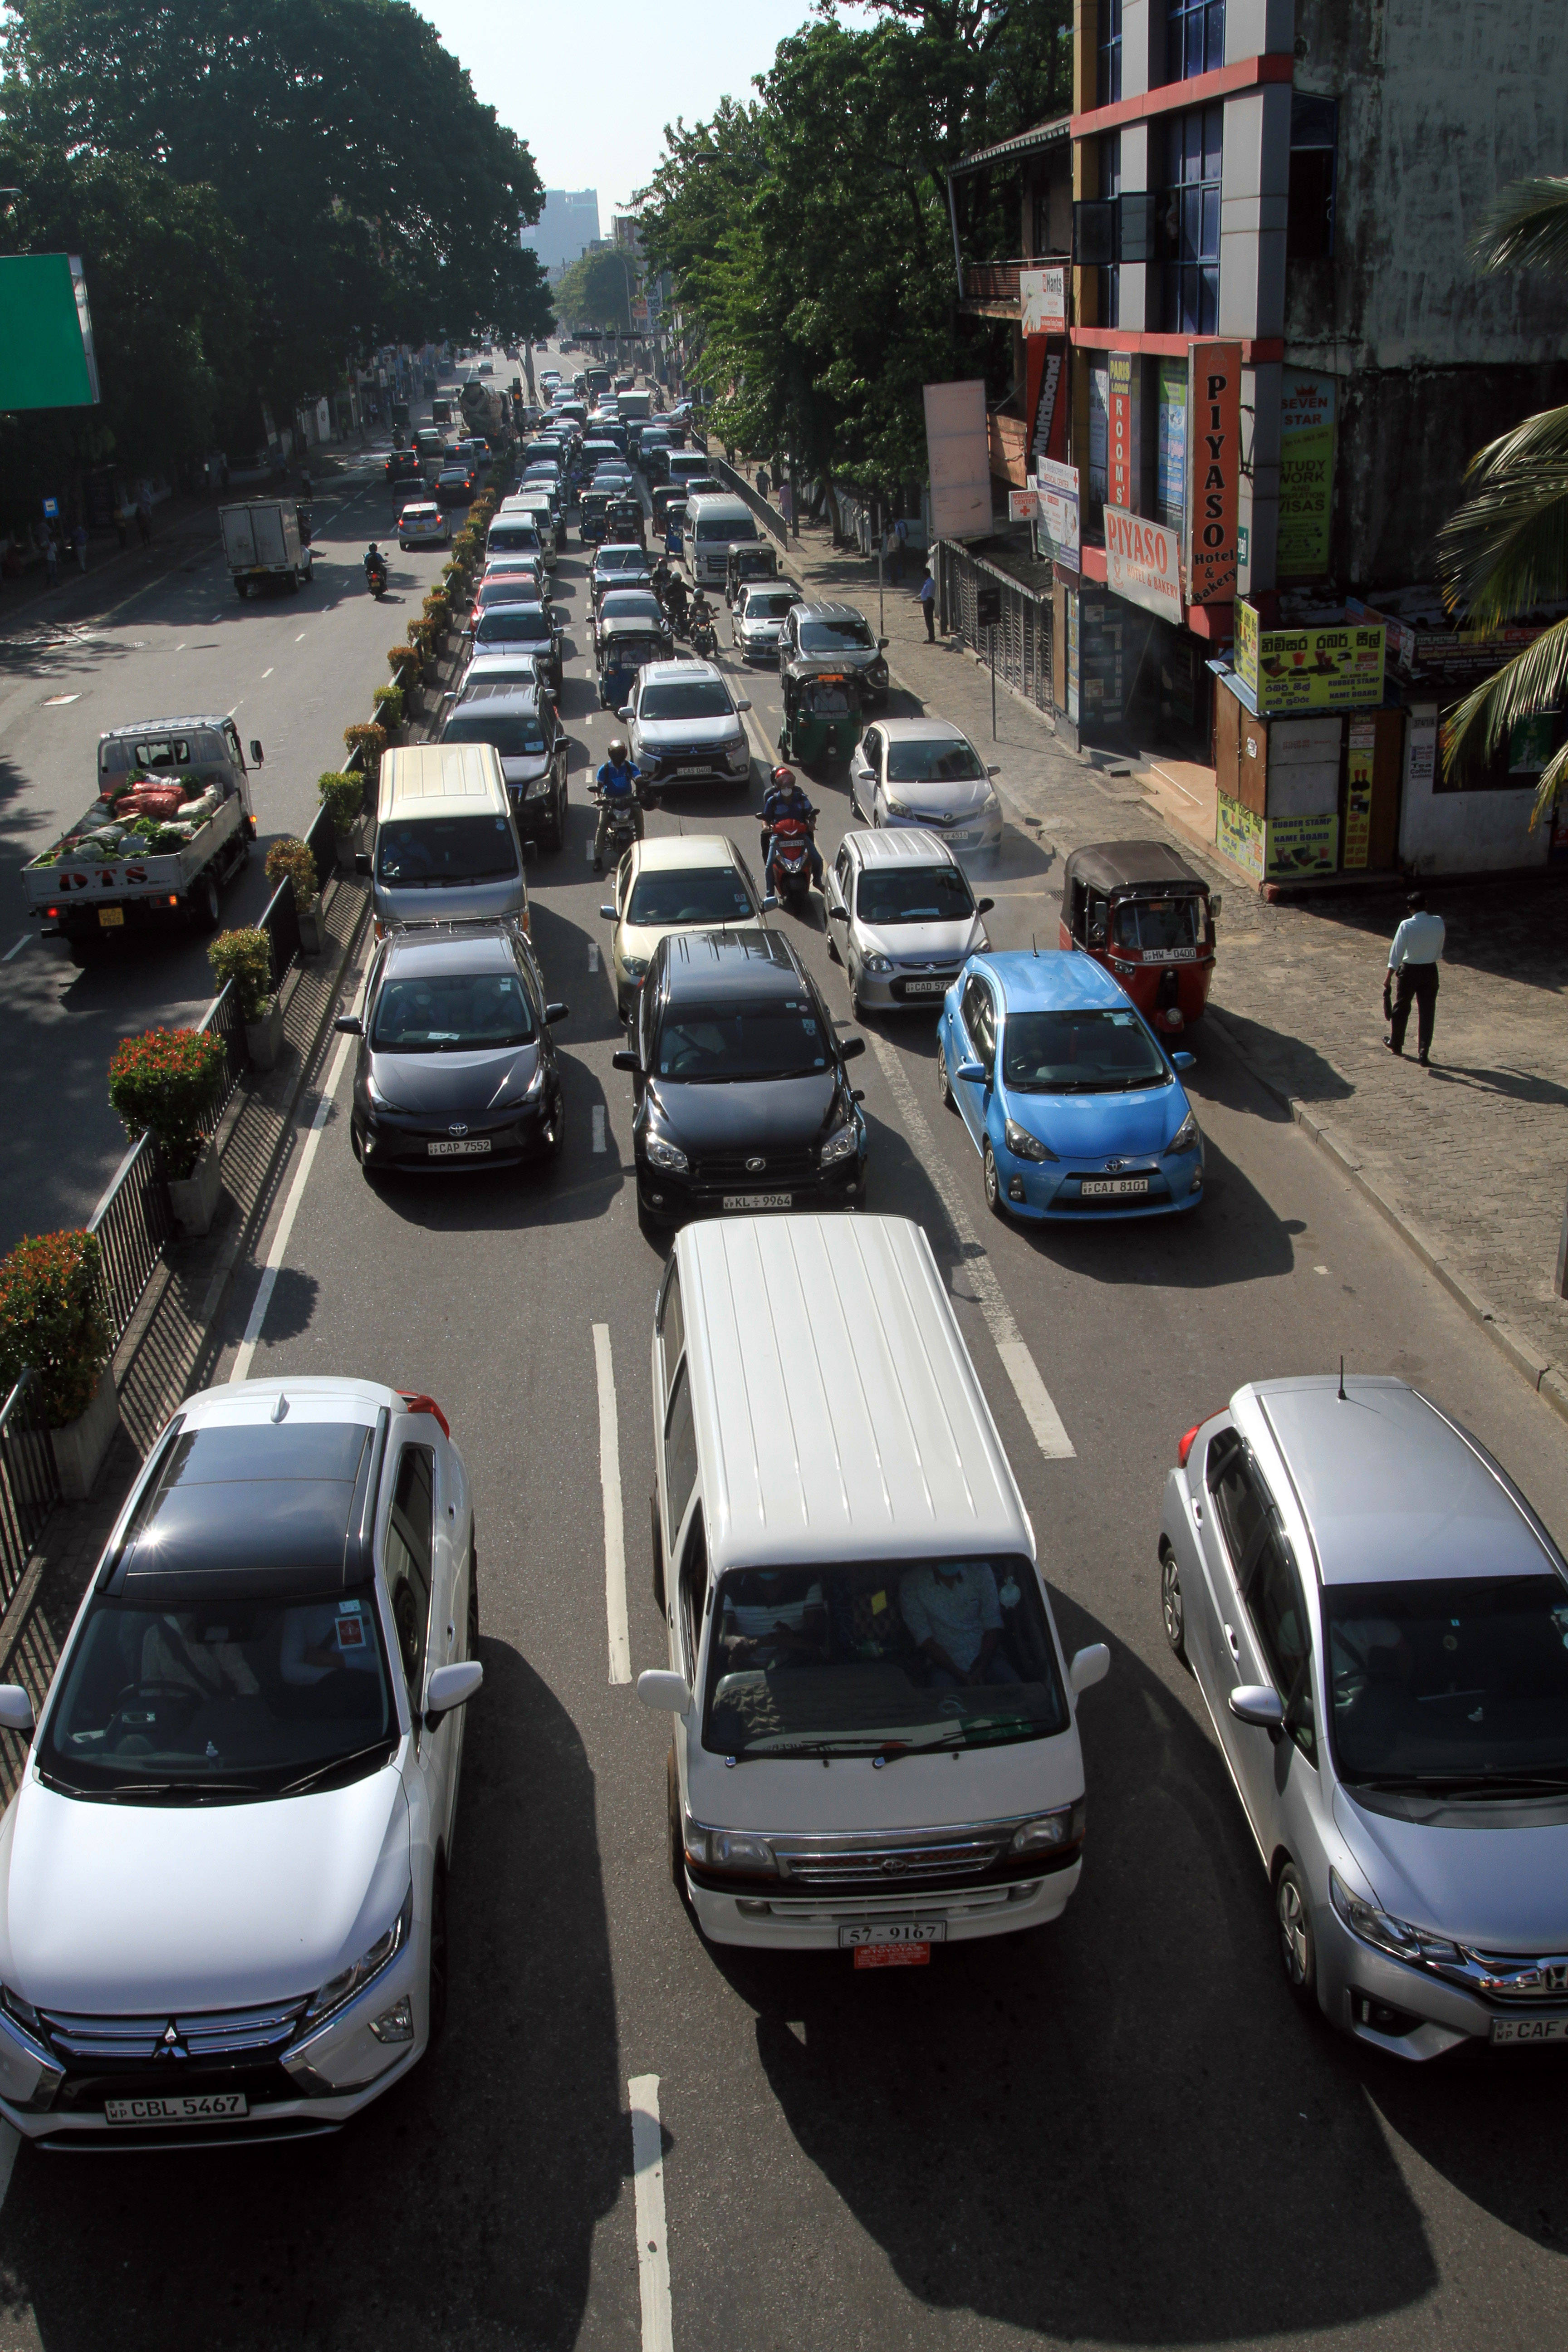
[898,1558,1019,1689]
[718,1568,828,1671]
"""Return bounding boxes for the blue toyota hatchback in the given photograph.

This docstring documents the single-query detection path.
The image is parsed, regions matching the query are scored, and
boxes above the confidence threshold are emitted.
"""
[936,949,1204,1221]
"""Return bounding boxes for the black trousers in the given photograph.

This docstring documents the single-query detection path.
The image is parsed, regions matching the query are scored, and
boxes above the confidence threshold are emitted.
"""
[1390,962,1439,1058]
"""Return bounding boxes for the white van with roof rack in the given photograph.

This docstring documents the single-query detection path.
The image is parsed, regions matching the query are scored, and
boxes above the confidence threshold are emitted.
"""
[637,1213,1107,1960]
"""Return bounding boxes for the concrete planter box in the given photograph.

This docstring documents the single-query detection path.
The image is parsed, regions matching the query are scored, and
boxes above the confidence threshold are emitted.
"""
[298,898,324,956]
[244,997,284,1072]
[334,830,359,874]
[167,1139,222,1238]
[51,1362,121,1502]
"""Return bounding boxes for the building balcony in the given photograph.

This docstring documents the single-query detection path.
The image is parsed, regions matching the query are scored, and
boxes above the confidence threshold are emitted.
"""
[961,260,1026,318]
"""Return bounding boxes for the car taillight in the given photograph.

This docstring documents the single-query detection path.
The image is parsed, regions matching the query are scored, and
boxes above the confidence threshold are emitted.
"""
[398,1391,451,1438]
[1177,1416,1221,1468]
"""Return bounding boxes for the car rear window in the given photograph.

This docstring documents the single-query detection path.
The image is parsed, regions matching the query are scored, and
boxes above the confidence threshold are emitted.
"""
[476,607,548,644]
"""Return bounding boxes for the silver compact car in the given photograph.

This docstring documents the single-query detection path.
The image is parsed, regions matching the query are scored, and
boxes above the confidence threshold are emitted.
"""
[824,827,991,1016]
[731,583,802,663]
[850,718,1004,858]
[1158,1376,1568,2060]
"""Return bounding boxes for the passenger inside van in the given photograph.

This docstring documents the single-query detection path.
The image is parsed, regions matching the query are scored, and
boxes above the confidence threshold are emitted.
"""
[717,1569,827,1671]
[898,1558,1020,1688]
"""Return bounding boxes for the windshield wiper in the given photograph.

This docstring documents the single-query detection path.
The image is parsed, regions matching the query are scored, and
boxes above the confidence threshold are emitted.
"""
[76,1778,265,1803]
[280,1738,397,1797]
[1353,1769,1568,1795]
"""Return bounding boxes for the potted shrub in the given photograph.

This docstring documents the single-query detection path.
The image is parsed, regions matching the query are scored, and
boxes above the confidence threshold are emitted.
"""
[341,723,387,791]
[319,769,367,870]
[372,682,404,736]
[208,926,282,1071]
[108,1027,227,1237]
[265,834,323,954]
[0,1229,119,1499]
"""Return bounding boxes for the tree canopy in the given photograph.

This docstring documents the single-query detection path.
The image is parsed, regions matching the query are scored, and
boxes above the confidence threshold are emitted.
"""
[554,249,637,333]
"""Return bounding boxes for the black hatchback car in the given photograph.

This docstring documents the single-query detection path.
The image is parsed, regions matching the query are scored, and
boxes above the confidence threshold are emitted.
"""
[338,925,568,1179]
[614,929,867,1230]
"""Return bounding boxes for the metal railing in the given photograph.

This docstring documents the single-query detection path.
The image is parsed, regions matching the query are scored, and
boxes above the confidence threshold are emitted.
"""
[87,1129,175,1348]
[0,1371,59,1608]
[937,539,1056,720]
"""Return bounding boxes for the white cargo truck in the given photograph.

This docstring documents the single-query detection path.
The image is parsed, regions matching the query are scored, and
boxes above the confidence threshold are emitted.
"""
[220,499,312,598]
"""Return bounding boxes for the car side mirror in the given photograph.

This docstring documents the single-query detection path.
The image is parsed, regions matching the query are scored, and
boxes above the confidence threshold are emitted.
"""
[828,905,849,921]
[333,1014,363,1036]
[976,897,995,916]
[1171,1049,1196,1070]
[611,1048,640,1073]
[0,1686,34,1734]
[1209,894,1222,921]
[877,637,889,650]
[544,1002,569,1025]
[249,740,265,765]
[987,764,1001,778]
[839,1034,866,1062]
[760,893,778,912]
[734,699,751,713]
[355,850,372,876]
[619,706,634,722]
[850,1088,866,1104]
[599,903,617,921]
[955,1059,986,1083]
[1229,1684,1284,1731]
[425,1659,483,1728]
[637,1668,691,1714]
[1069,1643,1110,1696]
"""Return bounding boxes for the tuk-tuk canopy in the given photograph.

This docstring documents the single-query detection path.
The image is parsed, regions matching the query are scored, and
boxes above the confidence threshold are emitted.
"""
[728,543,777,581]
[1060,839,1208,917]
[599,624,665,658]
[784,662,858,715]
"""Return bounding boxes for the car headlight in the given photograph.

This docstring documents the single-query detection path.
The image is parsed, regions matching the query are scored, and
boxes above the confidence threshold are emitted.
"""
[304,1882,413,2027]
[0,1984,45,2041]
[1167,1109,1200,1155]
[1004,1118,1058,1164]
[683,1819,778,1876]
[1329,1869,1462,1968]
[637,752,660,777]
[1010,1799,1085,1853]
[820,1124,858,1166]
[727,736,750,770]
[884,795,912,818]
[644,1134,689,1173]
[862,951,894,975]
[523,774,551,799]
[869,660,888,681]
[366,1073,403,1112]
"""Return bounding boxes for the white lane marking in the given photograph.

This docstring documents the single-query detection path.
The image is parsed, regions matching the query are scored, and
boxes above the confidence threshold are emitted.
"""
[175,643,185,651]
[261,666,274,678]
[295,632,306,643]
[2,935,31,963]
[585,838,596,862]
[588,942,599,973]
[0,2121,19,2212]
[629,2074,673,2352]
[867,1032,1075,1461]
[593,1325,632,1685]
[592,1104,607,1153]
[42,694,78,706]
[230,1030,355,1383]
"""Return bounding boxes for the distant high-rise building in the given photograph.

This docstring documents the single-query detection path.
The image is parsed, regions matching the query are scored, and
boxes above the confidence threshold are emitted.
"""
[520,190,602,274]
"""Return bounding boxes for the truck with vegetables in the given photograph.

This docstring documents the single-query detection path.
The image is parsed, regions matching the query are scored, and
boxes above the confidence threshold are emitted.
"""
[24,715,265,964]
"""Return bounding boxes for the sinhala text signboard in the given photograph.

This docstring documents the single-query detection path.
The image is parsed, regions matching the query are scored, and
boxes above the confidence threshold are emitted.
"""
[1234,599,1385,713]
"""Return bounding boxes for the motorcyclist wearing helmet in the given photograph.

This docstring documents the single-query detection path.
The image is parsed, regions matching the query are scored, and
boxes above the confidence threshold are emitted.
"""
[593,737,644,873]
[363,540,386,585]
[760,764,823,895]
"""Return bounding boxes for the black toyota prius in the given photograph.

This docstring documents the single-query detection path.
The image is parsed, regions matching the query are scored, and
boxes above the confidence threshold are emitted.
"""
[615,929,867,1231]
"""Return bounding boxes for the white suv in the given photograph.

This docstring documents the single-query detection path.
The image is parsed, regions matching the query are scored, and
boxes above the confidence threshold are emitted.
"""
[619,659,752,791]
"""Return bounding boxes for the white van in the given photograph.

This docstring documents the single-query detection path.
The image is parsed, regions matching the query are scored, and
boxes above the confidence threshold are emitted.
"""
[637,1214,1107,1959]
[372,744,529,934]
[687,494,760,588]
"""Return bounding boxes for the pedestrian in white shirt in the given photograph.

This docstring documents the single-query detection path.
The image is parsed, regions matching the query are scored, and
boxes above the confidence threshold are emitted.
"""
[1384,890,1445,1066]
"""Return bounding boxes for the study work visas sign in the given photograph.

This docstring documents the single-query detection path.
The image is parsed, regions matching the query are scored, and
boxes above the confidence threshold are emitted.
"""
[1186,340,1241,604]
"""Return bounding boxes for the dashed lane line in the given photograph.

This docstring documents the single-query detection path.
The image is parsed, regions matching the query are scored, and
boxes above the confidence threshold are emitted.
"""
[592,1104,607,1153]
[229,1030,355,1383]
[593,1325,632,1685]
[588,942,599,973]
[867,1032,1075,1462]
[629,2074,674,2352]
[2,936,30,964]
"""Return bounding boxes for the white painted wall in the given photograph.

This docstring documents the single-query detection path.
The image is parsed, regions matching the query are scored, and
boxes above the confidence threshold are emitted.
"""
[1398,705,1551,872]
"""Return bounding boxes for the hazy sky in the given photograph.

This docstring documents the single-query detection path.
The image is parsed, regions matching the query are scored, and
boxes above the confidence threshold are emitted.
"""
[419,1,871,220]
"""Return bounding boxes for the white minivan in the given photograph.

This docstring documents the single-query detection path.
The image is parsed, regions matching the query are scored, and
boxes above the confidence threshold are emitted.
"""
[638,1214,1107,1960]
[686,494,761,589]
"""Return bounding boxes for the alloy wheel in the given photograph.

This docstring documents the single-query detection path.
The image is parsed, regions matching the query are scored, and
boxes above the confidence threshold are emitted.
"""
[1275,1863,1316,2006]
[1160,1548,1186,1661]
[983,1138,1004,1217]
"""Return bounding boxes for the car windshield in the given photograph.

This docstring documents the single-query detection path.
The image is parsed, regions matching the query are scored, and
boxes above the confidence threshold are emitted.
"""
[372,967,535,1050]
[800,617,875,653]
[476,608,548,645]
[695,516,758,543]
[376,815,519,886]
[598,549,643,572]
[1326,1576,1568,1786]
[639,681,733,721]
[39,1592,397,1800]
[603,637,665,668]
[1002,1008,1169,1093]
[702,1556,1070,1759]
[886,736,985,784]
[1111,895,1205,951]
[487,529,538,554]
[657,999,828,1082]
[857,866,973,926]
[442,712,546,757]
[746,594,797,619]
[627,866,754,928]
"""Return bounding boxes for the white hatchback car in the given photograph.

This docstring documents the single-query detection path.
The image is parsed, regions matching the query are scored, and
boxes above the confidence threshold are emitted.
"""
[0,1377,481,2146]
[731,583,802,663]
[601,832,770,1021]
[849,717,1004,858]
[398,501,451,550]
[825,827,993,1017]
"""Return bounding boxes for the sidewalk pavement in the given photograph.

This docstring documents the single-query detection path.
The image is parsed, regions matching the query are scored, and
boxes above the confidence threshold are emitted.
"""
[770,511,1568,1422]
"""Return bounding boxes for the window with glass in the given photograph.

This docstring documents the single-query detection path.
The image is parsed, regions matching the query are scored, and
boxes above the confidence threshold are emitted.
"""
[1098,132,1122,329]
[1097,0,1122,107]
[1167,0,1225,81]
[1158,104,1223,334]
[1287,93,1338,260]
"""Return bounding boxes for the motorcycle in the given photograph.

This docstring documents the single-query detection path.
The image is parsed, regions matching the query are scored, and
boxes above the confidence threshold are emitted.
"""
[591,785,647,870]
[365,554,389,599]
[689,602,718,660]
[763,809,817,913]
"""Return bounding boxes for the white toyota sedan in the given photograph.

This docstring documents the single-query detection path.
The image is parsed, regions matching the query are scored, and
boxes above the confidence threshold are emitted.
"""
[397,501,451,549]
[849,717,1004,859]
[0,1376,481,2146]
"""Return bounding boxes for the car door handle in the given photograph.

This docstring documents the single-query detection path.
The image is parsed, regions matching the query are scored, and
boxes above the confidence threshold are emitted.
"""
[1224,1622,1240,1661]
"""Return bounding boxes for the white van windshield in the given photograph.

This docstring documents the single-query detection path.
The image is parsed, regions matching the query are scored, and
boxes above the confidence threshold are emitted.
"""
[701,1555,1070,1758]
[695,514,759,544]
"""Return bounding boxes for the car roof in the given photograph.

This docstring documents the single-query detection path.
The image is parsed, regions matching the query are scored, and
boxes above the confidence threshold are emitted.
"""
[661,927,801,1001]
[1238,1378,1564,1589]
[848,826,960,869]
[382,923,518,978]
[675,1215,1034,1574]
[1062,839,1208,896]
[399,501,439,515]
[976,948,1129,1012]
[635,833,742,874]
[640,658,725,687]
[451,680,544,715]
[479,602,546,620]
[797,601,872,625]
[874,716,971,742]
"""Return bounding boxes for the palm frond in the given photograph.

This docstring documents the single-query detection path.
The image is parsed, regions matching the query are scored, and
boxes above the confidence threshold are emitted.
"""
[1435,458,1568,625]
[1440,616,1568,823]
[1462,400,1568,485]
[1471,176,1568,278]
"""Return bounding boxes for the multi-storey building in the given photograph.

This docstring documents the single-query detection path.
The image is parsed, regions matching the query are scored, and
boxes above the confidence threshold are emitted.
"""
[520,189,602,275]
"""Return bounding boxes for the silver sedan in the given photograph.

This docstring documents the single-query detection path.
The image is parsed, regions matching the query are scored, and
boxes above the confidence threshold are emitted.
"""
[848,717,1004,858]
[730,584,802,662]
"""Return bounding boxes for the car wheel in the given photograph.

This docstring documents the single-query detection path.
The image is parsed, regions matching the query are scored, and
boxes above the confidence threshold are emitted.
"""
[651,1488,666,1614]
[427,1861,449,2044]
[191,873,220,933]
[937,1043,956,1112]
[1275,1862,1317,2009]
[982,1137,1006,1219]
[1159,1544,1187,1664]
[539,1088,565,1160]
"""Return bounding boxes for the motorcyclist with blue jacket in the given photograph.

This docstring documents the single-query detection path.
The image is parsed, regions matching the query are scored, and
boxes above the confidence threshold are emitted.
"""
[593,738,644,873]
[760,764,823,896]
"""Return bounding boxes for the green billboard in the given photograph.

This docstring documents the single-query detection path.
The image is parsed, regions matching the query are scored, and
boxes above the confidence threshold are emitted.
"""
[0,254,101,410]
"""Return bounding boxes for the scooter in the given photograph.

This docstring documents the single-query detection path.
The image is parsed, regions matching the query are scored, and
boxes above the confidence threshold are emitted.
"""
[690,602,718,660]
[764,811,816,913]
[591,785,650,873]
[365,554,389,598]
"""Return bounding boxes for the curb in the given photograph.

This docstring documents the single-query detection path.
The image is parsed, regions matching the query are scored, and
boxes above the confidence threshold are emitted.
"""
[1204,1009,1568,1427]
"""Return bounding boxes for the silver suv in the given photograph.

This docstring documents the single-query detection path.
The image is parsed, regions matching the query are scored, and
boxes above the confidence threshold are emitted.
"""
[619,659,752,791]
[779,600,889,704]
[1158,1375,1568,2060]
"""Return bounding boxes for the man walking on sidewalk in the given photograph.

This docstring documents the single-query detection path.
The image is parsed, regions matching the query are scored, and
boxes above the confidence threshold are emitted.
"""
[43,533,59,589]
[919,564,936,642]
[1384,890,1445,1065]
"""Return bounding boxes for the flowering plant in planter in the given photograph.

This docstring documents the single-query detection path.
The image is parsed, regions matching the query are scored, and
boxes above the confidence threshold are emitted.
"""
[0,1229,111,1427]
[342,722,387,777]
[387,642,419,673]
[206,926,273,1023]
[318,770,366,832]
[372,683,404,727]
[108,1027,225,1181]
[265,835,318,912]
